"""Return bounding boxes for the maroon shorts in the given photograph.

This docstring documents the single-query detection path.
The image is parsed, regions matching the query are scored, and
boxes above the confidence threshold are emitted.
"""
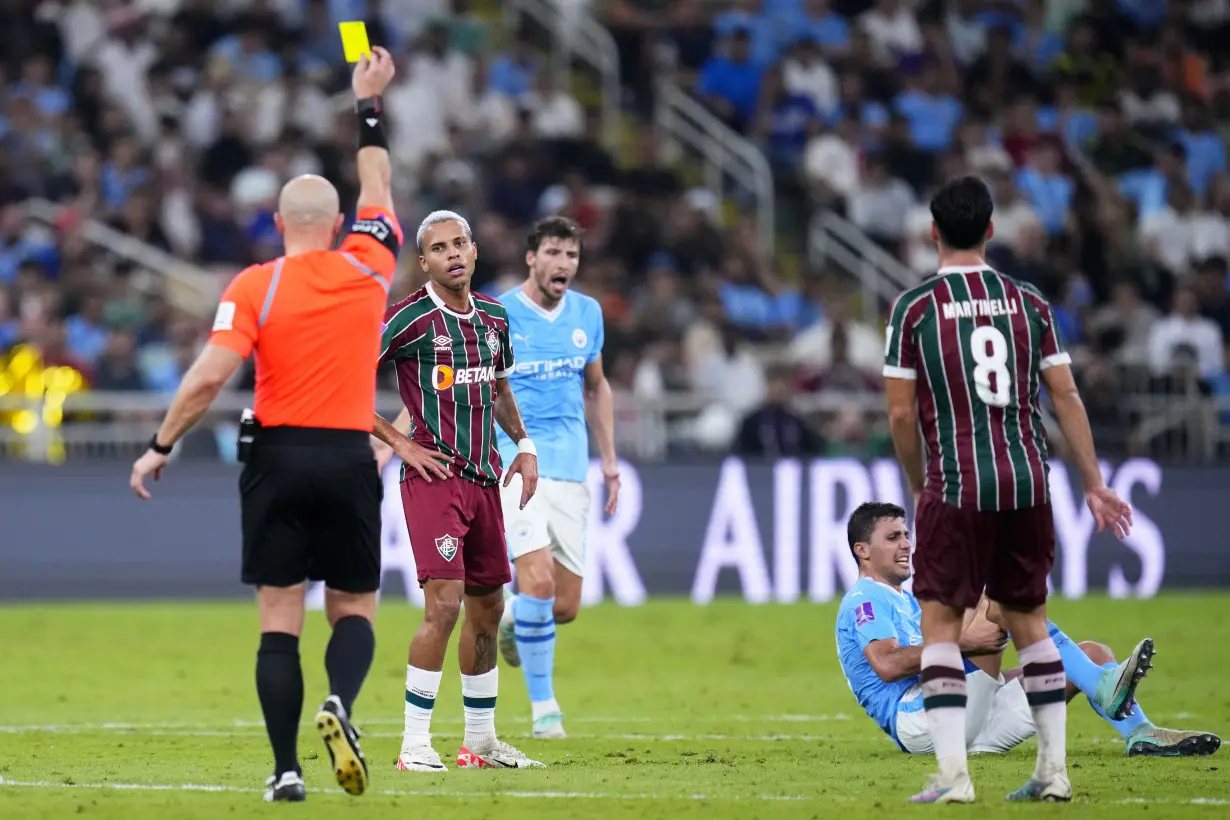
[400,475,511,589]
[912,492,1056,611]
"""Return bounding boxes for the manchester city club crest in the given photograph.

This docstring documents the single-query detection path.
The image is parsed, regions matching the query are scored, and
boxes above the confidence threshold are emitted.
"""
[485,328,500,353]
[435,534,458,561]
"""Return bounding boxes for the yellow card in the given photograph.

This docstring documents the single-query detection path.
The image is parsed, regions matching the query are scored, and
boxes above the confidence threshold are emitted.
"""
[338,21,371,63]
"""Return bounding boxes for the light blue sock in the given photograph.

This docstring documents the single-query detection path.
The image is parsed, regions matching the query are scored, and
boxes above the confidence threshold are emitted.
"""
[1090,662,1151,739]
[513,594,556,707]
[1046,620,1104,695]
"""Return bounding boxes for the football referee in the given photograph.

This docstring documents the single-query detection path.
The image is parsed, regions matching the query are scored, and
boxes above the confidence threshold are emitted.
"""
[130,49,402,803]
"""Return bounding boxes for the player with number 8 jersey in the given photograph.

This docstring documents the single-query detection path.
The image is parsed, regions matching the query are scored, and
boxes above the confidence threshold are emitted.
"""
[883,264,1067,512]
[882,176,1132,806]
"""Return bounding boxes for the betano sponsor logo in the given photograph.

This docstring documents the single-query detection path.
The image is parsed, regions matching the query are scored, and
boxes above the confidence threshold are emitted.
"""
[431,364,495,390]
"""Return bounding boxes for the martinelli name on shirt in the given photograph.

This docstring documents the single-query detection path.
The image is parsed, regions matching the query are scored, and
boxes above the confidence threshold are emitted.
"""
[941,297,1020,321]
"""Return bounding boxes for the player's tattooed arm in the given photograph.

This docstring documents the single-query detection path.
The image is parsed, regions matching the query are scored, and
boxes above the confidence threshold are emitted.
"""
[494,377,538,508]
[492,378,528,442]
[372,408,412,447]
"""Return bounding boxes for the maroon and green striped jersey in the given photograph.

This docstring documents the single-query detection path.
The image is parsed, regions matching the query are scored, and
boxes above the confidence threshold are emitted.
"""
[379,282,514,487]
[883,265,1071,511]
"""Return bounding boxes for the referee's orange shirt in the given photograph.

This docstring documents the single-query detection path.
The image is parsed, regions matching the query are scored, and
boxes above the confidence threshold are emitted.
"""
[208,206,403,432]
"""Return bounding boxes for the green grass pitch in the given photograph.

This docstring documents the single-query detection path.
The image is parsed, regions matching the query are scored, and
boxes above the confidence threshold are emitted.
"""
[1,596,1227,818]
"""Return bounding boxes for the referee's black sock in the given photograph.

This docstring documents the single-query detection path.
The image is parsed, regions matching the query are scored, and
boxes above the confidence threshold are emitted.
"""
[256,632,303,776]
[325,615,375,717]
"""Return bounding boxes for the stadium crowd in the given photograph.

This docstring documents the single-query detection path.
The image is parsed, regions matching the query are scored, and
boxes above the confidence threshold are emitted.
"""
[1,0,1229,460]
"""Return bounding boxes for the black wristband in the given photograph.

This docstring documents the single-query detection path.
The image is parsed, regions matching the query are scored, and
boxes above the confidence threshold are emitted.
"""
[355,96,387,150]
[148,434,173,455]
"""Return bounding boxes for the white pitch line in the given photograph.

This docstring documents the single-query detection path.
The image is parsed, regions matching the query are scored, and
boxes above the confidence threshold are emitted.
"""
[2,779,1225,806]
[0,777,817,801]
[1115,798,1230,806]
[0,724,832,742]
[0,714,850,735]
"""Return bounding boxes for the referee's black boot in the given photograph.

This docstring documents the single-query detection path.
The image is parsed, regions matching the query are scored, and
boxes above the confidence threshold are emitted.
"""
[263,770,306,802]
[316,695,369,796]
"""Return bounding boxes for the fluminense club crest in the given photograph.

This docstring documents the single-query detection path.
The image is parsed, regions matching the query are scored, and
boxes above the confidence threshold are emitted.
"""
[485,328,500,353]
[435,534,458,562]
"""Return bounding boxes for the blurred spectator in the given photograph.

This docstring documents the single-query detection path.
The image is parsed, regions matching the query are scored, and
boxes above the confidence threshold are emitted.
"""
[524,71,584,139]
[963,26,1038,115]
[661,0,716,80]
[1087,280,1159,368]
[694,323,767,421]
[1119,56,1180,139]
[734,367,824,458]
[893,63,963,156]
[859,0,922,65]
[1148,284,1226,381]
[1139,182,1200,275]
[0,202,58,284]
[754,67,817,177]
[713,0,778,69]
[1086,104,1154,176]
[804,112,860,204]
[791,288,882,377]
[93,328,146,392]
[1015,143,1074,238]
[486,35,539,99]
[1196,256,1230,339]
[782,35,837,118]
[386,58,448,174]
[848,155,914,250]
[1051,16,1118,108]
[790,0,850,59]
[696,26,763,133]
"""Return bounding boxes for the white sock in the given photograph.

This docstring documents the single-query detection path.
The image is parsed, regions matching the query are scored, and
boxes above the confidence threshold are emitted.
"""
[531,698,561,721]
[921,642,969,780]
[461,668,498,746]
[1018,638,1068,778]
[403,665,441,750]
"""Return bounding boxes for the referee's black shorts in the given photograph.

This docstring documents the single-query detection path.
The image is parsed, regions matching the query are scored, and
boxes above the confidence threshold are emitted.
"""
[240,426,382,593]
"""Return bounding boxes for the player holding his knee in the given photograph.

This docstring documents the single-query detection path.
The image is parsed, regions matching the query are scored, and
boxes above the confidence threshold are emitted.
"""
[494,216,620,739]
[837,503,1220,764]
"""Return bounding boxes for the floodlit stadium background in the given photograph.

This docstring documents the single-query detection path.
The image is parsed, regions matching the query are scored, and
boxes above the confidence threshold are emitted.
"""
[4,0,1230,468]
[1,1,1229,814]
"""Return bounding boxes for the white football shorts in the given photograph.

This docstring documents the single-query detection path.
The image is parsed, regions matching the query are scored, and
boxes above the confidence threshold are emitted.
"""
[895,671,1036,755]
[500,474,591,578]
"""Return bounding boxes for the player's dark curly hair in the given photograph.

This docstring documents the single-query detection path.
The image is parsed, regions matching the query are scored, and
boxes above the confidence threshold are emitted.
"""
[929,175,993,251]
[526,215,584,253]
[847,502,906,563]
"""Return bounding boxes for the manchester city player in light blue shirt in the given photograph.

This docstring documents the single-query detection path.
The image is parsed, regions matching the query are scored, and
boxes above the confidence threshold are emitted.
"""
[837,502,1219,779]
[495,216,620,739]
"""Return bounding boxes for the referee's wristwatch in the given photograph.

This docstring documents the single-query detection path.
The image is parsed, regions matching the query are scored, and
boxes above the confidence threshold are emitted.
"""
[148,434,174,455]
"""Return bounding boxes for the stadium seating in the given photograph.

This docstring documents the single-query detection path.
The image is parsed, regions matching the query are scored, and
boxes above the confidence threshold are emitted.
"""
[1,0,1229,462]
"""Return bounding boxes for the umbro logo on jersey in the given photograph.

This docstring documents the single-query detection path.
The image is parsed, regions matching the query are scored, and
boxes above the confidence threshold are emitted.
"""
[435,534,458,561]
[433,334,451,351]
[366,118,378,127]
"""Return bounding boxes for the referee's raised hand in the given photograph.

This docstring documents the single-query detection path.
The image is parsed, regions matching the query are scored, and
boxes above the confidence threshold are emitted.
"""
[352,46,395,98]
